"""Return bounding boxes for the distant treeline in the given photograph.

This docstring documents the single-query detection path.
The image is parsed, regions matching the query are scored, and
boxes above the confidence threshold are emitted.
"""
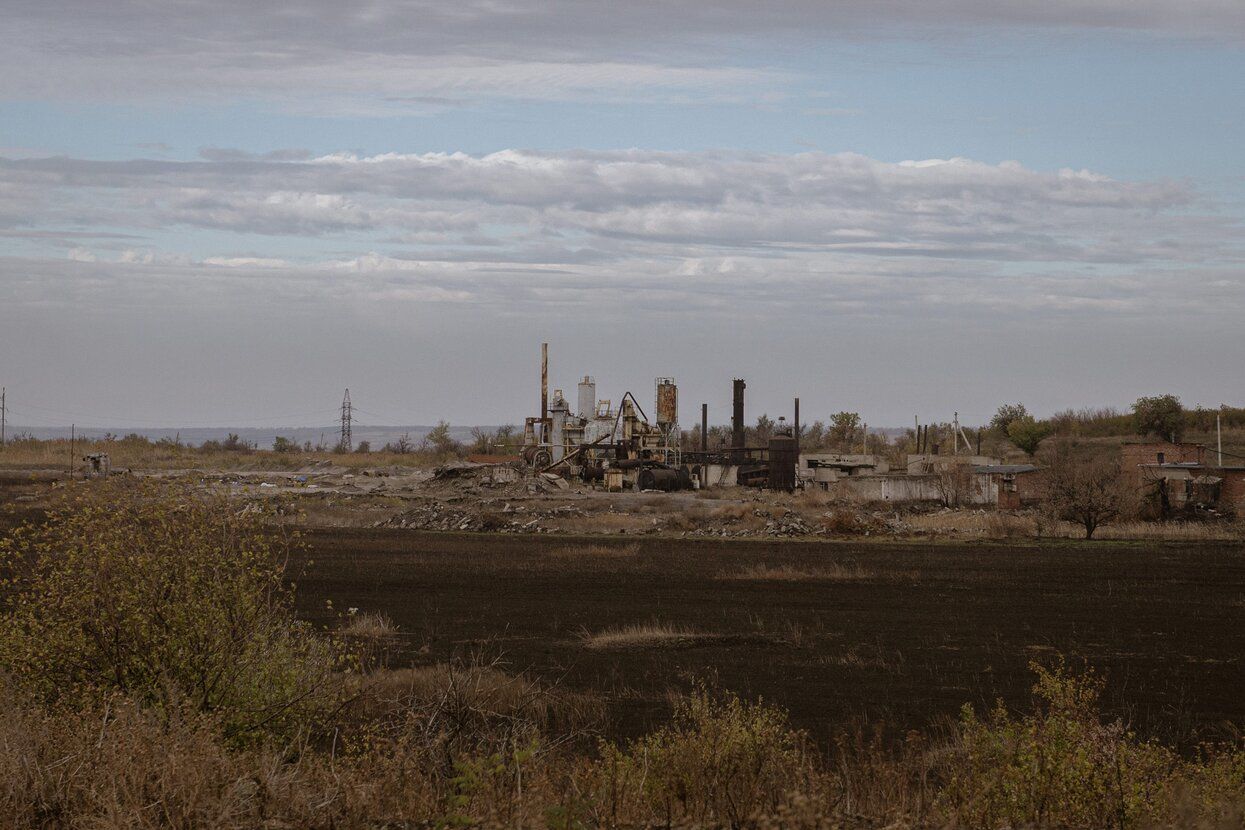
[1035,403,1245,439]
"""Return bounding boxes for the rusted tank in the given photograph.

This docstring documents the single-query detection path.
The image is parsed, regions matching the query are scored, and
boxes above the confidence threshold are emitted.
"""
[656,378,677,429]
[635,464,693,492]
[768,434,797,492]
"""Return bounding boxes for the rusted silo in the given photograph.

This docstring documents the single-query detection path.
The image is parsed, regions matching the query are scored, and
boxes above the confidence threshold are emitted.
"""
[656,378,678,429]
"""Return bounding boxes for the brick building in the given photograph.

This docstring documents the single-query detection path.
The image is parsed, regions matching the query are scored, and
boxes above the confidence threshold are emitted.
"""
[1124,441,1245,515]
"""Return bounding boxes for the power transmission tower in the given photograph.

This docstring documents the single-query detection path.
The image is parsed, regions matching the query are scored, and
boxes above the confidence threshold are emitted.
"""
[339,388,353,452]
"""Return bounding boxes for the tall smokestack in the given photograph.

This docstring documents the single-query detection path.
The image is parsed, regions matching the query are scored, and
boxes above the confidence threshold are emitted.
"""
[701,403,708,452]
[732,379,746,459]
[540,342,548,441]
[794,397,800,451]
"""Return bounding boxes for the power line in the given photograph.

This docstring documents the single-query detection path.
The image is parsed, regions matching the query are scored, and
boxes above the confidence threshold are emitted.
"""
[350,406,416,425]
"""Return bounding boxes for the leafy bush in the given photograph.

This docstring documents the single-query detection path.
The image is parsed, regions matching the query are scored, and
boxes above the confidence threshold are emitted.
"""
[594,687,813,825]
[940,660,1181,828]
[272,435,301,453]
[991,402,1030,433]
[1008,414,1053,456]
[1134,394,1185,442]
[0,479,339,743]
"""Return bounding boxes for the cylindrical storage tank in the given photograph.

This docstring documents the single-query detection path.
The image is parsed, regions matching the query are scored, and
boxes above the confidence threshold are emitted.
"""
[656,378,677,428]
[550,393,569,462]
[637,467,681,491]
[768,434,797,492]
[577,376,595,420]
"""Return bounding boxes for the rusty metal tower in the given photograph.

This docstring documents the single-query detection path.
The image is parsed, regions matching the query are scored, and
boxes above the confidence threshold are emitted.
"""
[339,388,352,452]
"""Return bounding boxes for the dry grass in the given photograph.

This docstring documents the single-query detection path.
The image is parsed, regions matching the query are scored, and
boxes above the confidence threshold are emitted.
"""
[349,661,606,737]
[294,496,407,528]
[708,502,753,521]
[718,562,881,582]
[0,436,442,472]
[546,542,640,558]
[557,513,656,534]
[1090,520,1244,541]
[2,658,1242,829]
[579,622,712,650]
[904,509,1244,542]
[339,610,398,640]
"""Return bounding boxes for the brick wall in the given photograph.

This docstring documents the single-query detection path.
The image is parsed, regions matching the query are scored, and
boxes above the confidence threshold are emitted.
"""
[1120,442,1204,488]
[1213,469,1245,514]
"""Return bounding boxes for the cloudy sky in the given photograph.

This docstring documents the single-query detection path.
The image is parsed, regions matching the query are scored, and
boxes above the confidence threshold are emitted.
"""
[3,1,1244,429]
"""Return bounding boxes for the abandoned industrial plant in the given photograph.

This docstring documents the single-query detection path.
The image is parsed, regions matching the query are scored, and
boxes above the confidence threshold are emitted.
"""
[5,0,1245,827]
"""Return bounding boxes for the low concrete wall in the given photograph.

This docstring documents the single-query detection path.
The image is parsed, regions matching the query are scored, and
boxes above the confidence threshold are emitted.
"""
[830,473,995,505]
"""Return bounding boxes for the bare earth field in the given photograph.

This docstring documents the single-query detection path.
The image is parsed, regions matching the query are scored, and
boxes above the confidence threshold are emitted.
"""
[292,528,1245,748]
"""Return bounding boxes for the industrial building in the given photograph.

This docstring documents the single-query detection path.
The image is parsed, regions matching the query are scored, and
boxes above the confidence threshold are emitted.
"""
[520,342,1245,513]
[519,344,798,492]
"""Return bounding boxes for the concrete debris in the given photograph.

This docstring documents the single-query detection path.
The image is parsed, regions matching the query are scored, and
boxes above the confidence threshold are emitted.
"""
[375,499,588,533]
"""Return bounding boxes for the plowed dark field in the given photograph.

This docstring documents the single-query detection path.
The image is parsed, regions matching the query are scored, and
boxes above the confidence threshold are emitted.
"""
[294,529,1245,746]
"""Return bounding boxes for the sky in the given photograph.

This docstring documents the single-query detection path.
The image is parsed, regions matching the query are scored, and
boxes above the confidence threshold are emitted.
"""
[2,0,1244,430]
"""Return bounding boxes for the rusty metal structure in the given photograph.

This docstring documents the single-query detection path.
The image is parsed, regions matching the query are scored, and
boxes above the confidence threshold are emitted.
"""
[520,345,802,493]
[521,344,690,490]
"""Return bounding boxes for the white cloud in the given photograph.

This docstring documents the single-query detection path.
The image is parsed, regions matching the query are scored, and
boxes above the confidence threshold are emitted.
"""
[1,147,1241,325]
[2,1,1241,112]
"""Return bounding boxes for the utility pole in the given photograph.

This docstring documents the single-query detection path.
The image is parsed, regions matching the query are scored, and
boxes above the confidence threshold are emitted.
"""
[1217,412,1223,466]
[70,424,75,477]
[1,387,5,447]
[340,388,353,452]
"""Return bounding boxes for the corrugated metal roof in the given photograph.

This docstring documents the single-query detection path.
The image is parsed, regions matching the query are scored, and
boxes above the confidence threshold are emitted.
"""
[974,464,1038,474]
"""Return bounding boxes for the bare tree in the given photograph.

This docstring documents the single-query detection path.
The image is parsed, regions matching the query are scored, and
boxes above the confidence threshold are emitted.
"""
[934,462,975,508]
[469,426,494,454]
[1040,441,1132,539]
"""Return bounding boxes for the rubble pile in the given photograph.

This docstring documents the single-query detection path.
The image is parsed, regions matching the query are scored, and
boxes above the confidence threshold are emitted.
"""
[375,499,589,533]
[420,463,575,498]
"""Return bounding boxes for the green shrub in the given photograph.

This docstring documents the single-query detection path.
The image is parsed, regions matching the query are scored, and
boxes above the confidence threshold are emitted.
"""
[939,659,1180,828]
[0,479,338,744]
[594,687,814,825]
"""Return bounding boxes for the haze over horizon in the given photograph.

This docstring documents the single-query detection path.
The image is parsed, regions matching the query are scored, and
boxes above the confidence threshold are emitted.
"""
[4,1,1243,430]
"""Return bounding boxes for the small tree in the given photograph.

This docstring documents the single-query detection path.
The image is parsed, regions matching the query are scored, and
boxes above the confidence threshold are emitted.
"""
[469,426,494,454]
[383,432,414,454]
[272,436,300,454]
[828,412,862,451]
[221,433,253,453]
[1040,441,1131,539]
[1007,416,1052,456]
[990,403,1029,434]
[1132,395,1184,442]
[424,420,461,458]
[355,440,371,454]
[934,462,976,508]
